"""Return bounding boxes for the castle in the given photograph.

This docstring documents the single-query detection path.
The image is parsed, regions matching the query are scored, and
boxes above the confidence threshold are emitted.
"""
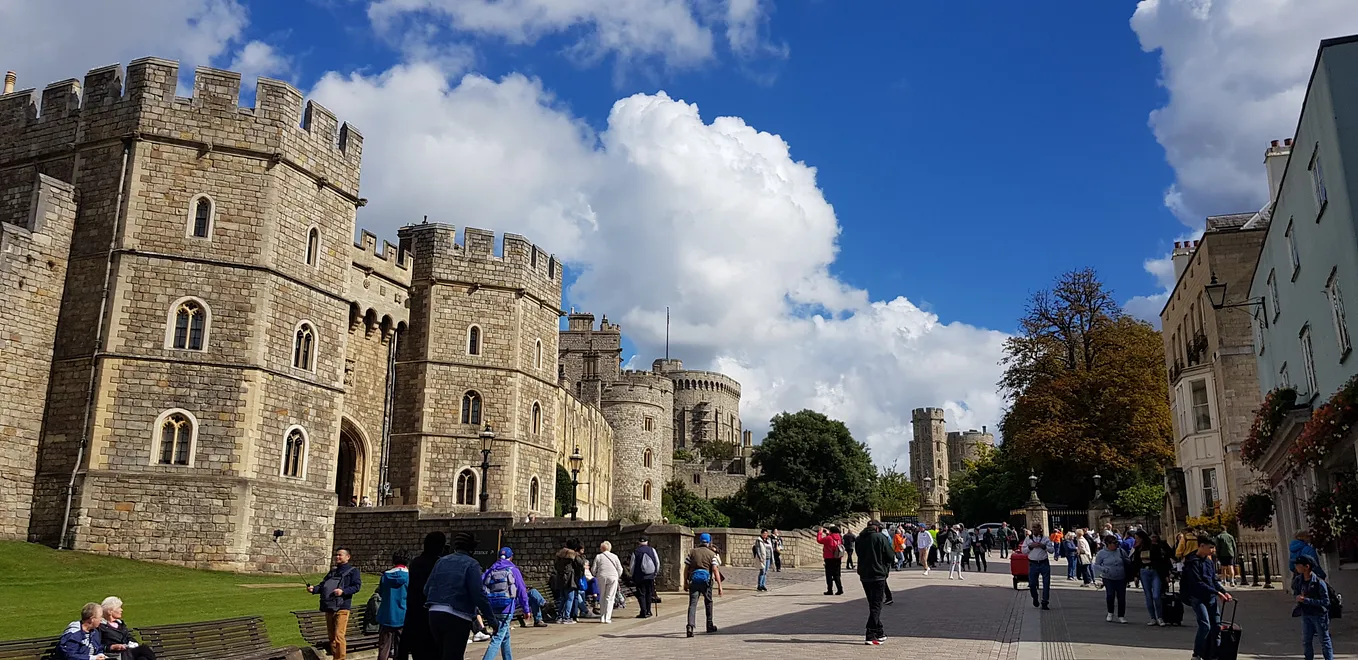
[907,407,994,501]
[0,59,749,572]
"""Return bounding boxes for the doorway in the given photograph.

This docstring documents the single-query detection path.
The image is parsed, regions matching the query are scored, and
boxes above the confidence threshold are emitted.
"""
[337,419,366,506]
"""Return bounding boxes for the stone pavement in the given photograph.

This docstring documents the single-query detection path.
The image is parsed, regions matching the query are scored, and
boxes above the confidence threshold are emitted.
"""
[490,555,1358,659]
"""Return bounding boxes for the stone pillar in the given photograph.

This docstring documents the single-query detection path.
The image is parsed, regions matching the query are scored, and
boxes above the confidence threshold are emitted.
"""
[1026,484,1049,533]
[1089,499,1113,531]
[919,481,942,526]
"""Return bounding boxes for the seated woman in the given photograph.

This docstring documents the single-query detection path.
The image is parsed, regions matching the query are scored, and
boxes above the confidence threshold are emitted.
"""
[98,597,155,660]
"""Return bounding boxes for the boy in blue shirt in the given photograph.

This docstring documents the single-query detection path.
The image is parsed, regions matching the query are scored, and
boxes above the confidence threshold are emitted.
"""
[1294,556,1334,660]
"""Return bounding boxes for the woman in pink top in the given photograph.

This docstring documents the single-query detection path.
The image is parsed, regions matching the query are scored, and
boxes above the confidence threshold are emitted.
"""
[816,525,846,596]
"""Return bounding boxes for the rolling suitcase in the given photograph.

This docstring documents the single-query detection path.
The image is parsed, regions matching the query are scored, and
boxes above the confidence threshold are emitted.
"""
[1161,577,1185,626]
[1216,599,1242,660]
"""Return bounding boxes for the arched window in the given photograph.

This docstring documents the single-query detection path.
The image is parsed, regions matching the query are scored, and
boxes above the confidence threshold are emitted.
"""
[642,480,652,501]
[167,298,208,350]
[693,473,702,485]
[189,196,213,239]
[305,226,320,266]
[156,410,195,466]
[461,391,482,425]
[293,322,316,370]
[535,340,543,369]
[456,468,477,505]
[467,325,481,356]
[282,426,307,478]
[531,402,541,434]
[529,477,540,510]
[643,449,653,468]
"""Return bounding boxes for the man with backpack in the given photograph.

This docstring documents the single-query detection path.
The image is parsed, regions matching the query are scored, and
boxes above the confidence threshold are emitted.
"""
[630,536,661,618]
[856,520,895,646]
[684,533,722,638]
[753,529,775,592]
[481,547,530,660]
[1294,555,1335,660]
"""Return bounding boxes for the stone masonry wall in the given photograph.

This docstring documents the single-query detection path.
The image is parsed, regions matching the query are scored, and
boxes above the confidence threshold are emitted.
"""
[554,387,612,519]
[669,370,741,450]
[672,460,748,499]
[0,174,76,540]
[603,371,672,521]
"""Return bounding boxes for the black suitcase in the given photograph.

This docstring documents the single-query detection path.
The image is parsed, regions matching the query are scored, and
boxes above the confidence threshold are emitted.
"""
[1216,600,1242,660]
[1162,578,1185,626]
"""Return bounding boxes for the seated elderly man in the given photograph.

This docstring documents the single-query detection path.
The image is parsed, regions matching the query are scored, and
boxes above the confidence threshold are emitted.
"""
[98,597,156,660]
[60,603,107,660]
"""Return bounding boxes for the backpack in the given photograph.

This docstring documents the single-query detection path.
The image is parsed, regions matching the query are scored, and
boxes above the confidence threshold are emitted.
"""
[637,548,658,578]
[690,568,712,586]
[483,566,517,610]
[362,593,382,635]
[752,540,762,559]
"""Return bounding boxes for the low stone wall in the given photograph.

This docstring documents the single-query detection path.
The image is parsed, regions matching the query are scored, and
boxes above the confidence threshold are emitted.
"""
[696,512,873,570]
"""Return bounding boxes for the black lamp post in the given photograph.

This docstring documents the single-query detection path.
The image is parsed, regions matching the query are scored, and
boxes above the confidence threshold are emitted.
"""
[1028,473,1039,502]
[1205,273,1268,327]
[1093,473,1102,501]
[478,423,497,513]
[568,446,584,521]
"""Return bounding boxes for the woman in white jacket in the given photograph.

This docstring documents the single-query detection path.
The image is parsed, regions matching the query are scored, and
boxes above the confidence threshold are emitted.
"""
[591,541,624,623]
[1076,530,1094,586]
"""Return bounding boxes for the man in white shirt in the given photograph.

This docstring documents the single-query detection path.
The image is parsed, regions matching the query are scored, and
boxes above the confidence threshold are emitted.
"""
[915,527,934,576]
[1022,525,1056,610]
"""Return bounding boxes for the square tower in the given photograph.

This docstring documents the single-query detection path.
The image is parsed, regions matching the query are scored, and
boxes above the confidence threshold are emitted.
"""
[910,407,949,494]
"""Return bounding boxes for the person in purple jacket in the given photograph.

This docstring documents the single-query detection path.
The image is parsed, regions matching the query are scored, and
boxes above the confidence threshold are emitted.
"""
[481,547,531,660]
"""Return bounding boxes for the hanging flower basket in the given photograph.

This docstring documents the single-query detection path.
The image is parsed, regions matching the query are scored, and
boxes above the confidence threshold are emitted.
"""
[1242,387,1297,469]
[1235,491,1274,531]
[1306,478,1358,550]
[1293,375,1358,475]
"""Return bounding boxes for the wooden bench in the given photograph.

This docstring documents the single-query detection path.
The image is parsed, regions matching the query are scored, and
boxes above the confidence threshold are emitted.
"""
[137,616,299,660]
[291,611,379,655]
[0,636,60,660]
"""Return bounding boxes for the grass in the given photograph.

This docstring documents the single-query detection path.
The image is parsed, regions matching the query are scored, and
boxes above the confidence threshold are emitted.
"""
[0,541,376,646]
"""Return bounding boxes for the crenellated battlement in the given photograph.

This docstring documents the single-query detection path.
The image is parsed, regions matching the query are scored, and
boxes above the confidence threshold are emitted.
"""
[397,222,562,305]
[667,370,741,398]
[352,229,412,286]
[911,407,946,420]
[604,371,672,408]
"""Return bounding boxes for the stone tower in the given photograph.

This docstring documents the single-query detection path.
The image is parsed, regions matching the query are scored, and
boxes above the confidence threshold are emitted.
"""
[392,223,564,514]
[947,427,995,475]
[654,359,742,451]
[910,407,948,493]
[602,370,673,520]
[557,312,622,405]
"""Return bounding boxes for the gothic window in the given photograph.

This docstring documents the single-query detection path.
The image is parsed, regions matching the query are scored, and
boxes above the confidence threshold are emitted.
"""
[293,322,316,370]
[642,480,652,501]
[461,391,483,425]
[643,449,653,468]
[529,477,540,510]
[535,340,543,369]
[467,325,481,356]
[282,427,307,478]
[456,468,477,505]
[156,410,195,466]
[189,195,214,239]
[305,227,320,266]
[531,402,542,434]
[693,473,701,485]
[167,298,208,350]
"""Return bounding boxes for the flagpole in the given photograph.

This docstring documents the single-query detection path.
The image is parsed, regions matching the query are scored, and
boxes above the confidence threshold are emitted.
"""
[665,306,670,361]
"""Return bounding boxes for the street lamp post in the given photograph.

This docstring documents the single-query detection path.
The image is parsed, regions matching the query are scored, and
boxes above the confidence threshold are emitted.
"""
[1205,273,1268,327]
[478,423,497,513]
[568,446,584,521]
[1093,473,1102,502]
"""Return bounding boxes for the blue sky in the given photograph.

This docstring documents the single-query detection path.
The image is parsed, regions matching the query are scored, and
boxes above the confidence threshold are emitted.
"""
[7,0,1355,467]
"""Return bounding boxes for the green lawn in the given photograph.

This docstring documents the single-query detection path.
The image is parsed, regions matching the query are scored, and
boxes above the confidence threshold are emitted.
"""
[0,541,376,645]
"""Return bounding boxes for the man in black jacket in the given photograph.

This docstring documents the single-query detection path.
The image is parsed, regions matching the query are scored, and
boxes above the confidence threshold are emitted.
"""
[308,547,362,660]
[399,532,445,660]
[855,520,895,646]
[1182,537,1232,660]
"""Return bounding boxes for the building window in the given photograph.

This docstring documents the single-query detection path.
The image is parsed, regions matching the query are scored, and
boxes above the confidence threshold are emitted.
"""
[643,449,653,468]
[156,410,196,466]
[1200,467,1219,514]
[1326,271,1352,357]
[529,477,540,510]
[1280,362,1291,389]
[642,480,652,501]
[693,473,701,485]
[1267,270,1279,321]
[644,416,654,431]
[456,469,477,505]
[282,426,307,478]
[1190,379,1211,432]
[293,322,316,371]
[535,340,543,369]
[167,298,208,351]
[1286,219,1300,279]
[188,195,213,239]
[467,325,481,356]
[1311,148,1329,218]
[531,402,541,434]
[461,391,482,425]
[1301,325,1318,396]
[305,227,320,266]
[584,355,597,378]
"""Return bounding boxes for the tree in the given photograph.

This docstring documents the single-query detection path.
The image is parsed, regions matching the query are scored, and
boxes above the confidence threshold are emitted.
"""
[697,440,736,462]
[947,446,1027,524]
[1113,482,1166,517]
[661,480,731,528]
[873,465,920,515]
[999,269,1174,505]
[554,465,573,517]
[742,410,877,529]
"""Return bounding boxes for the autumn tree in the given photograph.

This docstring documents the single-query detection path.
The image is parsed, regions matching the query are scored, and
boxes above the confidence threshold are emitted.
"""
[998,268,1174,506]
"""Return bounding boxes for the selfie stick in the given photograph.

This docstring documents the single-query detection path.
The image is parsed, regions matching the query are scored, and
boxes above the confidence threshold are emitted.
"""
[273,529,311,587]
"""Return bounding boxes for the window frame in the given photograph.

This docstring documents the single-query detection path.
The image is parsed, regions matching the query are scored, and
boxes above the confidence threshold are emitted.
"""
[1326,269,1352,359]
[1267,269,1280,322]
[1311,145,1329,220]
[644,416,654,432]
[1189,378,1212,433]
[187,194,216,240]
[1286,219,1301,281]
[292,320,317,372]
[467,325,482,356]
[305,225,321,268]
[281,425,309,479]
[531,401,542,435]
[529,476,540,511]
[642,480,652,501]
[534,340,543,369]
[456,468,478,506]
[1280,362,1291,389]
[461,390,483,425]
[164,296,211,351]
[151,408,198,467]
[643,448,653,468]
[1301,324,1318,397]
[1200,467,1219,513]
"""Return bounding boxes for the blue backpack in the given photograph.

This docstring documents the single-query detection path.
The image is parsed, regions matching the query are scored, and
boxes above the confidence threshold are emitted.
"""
[690,568,711,586]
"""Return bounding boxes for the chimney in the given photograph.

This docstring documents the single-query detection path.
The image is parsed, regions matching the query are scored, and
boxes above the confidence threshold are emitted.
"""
[1172,240,1196,281]
[3,71,14,95]
[1265,138,1293,202]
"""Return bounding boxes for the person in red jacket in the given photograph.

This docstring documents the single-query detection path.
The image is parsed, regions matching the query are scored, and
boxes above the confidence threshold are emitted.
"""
[816,525,846,596]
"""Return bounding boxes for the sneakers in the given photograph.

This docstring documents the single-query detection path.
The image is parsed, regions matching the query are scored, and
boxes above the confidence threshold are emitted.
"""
[1157,620,1166,627]
[686,625,694,638]
[1032,597,1039,608]
[706,625,719,634]
[559,619,577,625]
[533,621,549,628]
[824,590,834,596]
[864,638,885,646]
[1106,614,1113,622]
[472,632,491,642]
[1118,617,1128,624]
[1041,603,1050,610]
[1146,619,1159,626]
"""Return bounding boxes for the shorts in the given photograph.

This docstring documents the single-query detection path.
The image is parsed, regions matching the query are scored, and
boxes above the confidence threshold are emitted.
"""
[1218,556,1234,567]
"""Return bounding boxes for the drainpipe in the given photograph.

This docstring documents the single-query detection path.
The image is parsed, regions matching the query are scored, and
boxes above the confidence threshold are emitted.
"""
[377,329,398,505]
[60,136,133,549]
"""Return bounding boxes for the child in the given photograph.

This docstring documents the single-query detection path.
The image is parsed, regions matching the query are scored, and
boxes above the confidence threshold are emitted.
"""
[1294,556,1334,660]
[375,553,409,660]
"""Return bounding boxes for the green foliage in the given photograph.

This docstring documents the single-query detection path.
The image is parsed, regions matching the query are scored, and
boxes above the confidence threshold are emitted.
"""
[673,448,696,463]
[661,480,731,528]
[555,464,573,517]
[1113,481,1166,517]
[697,440,736,462]
[947,446,1027,524]
[740,410,877,529]
[873,465,919,515]
[714,486,759,528]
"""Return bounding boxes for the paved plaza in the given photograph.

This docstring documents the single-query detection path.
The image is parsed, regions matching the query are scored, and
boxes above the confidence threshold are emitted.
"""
[482,556,1358,659]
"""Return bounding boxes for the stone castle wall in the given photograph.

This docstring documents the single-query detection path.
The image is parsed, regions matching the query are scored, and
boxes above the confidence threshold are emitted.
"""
[554,386,612,520]
[603,371,673,520]
[667,368,742,450]
[0,174,76,540]
[946,429,994,474]
[672,460,748,499]
[910,407,948,491]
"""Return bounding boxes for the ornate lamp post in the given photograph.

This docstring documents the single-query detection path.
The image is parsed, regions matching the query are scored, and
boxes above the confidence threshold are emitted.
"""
[1026,473,1049,534]
[568,446,584,521]
[1028,474,1039,500]
[478,423,498,513]
[1093,473,1102,501]
[919,475,941,525]
[1205,273,1268,326]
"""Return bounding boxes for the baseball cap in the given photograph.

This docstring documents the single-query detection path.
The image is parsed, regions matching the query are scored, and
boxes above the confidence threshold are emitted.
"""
[699,533,712,544]
[500,546,513,558]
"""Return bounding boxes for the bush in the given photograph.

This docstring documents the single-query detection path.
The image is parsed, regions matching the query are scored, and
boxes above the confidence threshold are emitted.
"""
[1113,482,1165,517]
[661,480,731,528]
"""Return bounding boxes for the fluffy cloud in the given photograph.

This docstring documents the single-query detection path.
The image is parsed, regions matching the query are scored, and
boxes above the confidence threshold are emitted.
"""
[313,64,1008,468]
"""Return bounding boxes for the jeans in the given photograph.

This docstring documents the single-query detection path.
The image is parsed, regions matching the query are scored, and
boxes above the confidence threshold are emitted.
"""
[1189,597,1220,659]
[526,589,546,624]
[1067,553,1078,579]
[1303,614,1335,660]
[1104,578,1127,617]
[553,587,578,621]
[894,551,904,569]
[758,559,770,589]
[824,558,843,593]
[635,578,655,617]
[573,590,589,617]
[481,614,513,660]
[974,549,987,572]
[1140,569,1163,621]
[861,579,886,640]
[686,583,714,629]
[1028,559,1051,605]
[428,611,472,660]
[1000,539,1009,558]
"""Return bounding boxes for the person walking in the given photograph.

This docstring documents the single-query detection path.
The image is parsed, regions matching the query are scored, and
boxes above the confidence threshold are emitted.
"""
[307,547,362,660]
[401,532,446,660]
[892,528,907,570]
[1062,531,1078,581]
[426,532,496,660]
[1294,555,1335,660]
[983,528,996,557]
[1290,531,1327,580]
[915,525,934,576]
[684,533,722,638]
[376,553,410,660]
[481,547,530,660]
[771,530,784,572]
[1077,530,1095,586]
[1022,525,1054,610]
[843,528,858,570]
[1215,528,1237,588]
[1182,537,1232,660]
[1130,531,1171,626]
[816,525,846,595]
[753,529,775,592]
[855,520,894,646]
[591,541,623,623]
[550,540,587,624]
[973,531,988,573]
[944,525,964,580]
[630,536,660,618]
[1094,534,1129,623]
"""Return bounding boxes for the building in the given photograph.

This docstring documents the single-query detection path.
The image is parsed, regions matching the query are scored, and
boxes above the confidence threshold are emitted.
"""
[946,427,995,475]
[908,407,949,501]
[1248,36,1358,576]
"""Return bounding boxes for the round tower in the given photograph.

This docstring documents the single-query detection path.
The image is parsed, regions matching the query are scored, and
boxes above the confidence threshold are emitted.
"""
[666,369,742,451]
[602,371,674,521]
[947,426,995,474]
